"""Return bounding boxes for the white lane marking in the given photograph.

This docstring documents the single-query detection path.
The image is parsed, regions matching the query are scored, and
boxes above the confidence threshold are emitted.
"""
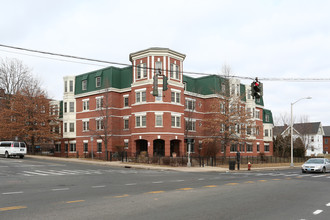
[51,188,69,191]
[198,178,205,180]
[313,210,323,215]
[34,170,65,175]
[92,185,106,188]
[284,174,299,177]
[171,180,185,182]
[125,183,137,186]
[312,175,326,178]
[152,181,164,184]
[2,191,24,195]
[326,203,330,206]
[22,171,49,176]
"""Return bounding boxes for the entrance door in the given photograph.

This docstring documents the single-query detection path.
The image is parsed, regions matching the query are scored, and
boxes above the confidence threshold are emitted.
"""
[153,139,165,156]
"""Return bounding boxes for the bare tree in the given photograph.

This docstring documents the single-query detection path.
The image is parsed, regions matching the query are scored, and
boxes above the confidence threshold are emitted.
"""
[90,80,113,160]
[0,58,32,98]
[203,65,254,157]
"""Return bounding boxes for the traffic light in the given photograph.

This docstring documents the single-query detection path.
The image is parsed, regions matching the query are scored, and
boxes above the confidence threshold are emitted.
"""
[251,79,263,99]
[163,75,168,91]
[152,74,158,96]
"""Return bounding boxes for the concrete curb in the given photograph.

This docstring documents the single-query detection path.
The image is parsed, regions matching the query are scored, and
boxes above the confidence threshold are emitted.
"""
[26,155,299,173]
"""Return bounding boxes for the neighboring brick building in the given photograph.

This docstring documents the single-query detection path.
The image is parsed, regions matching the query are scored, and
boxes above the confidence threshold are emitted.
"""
[323,126,330,154]
[54,48,274,158]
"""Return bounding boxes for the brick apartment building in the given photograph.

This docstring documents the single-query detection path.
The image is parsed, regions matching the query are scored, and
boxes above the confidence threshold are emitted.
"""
[54,48,273,158]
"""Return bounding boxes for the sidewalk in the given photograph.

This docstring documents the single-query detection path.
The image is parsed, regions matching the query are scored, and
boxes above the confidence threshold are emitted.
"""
[26,155,301,173]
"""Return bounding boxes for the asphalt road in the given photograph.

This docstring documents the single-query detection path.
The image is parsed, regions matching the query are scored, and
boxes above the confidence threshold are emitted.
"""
[1,156,330,220]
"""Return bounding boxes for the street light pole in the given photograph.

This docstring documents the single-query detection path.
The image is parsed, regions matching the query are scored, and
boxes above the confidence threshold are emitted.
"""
[290,97,312,167]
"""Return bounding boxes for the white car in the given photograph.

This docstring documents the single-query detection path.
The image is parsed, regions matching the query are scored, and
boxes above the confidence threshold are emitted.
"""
[0,141,27,158]
[301,158,330,173]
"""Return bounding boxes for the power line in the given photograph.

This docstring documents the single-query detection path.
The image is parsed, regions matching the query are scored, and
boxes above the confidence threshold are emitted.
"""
[1,43,330,82]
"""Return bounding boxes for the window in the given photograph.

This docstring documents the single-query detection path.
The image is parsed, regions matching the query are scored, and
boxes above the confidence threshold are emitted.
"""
[124,118,129,129]
[311,136,314,142]
[97,142,102,153]
[96,119,104,130]
[185,99,195,111]
[136,90,146,103]
[265,129,269,137]
[170,63,179,79]
[83,121,89,131]
[155,114,163,127]
[247,144,253,152]
[257,144,260,152]
[82,80,87,91]
[65,144,68,152]
[69,80,73,92]
[136,115,146,127]
[124,96,129,107]
[171,91,181,104]
[264,144,270,152]
[256,110,260,119]
[230,144,237,152]
[325,139,328,144]
[64,81,68,92]
[171,115,181,128]
[96,97,103,109]
[155,89,162,102]
[64,102,67,113]
[137,63,147,79]
[265,114,270,122]
[186,120,196,131]
[69,123,74,132]
[84,143,88,152]
[64,123,67,133]
[69,102,74,112]
[239,143,245,152]
[55,144,61,152]
[256,126,260,136]
[155,61,162,73]
[83,99,89,111]
[70,143,76,152]
[96,77,101,87]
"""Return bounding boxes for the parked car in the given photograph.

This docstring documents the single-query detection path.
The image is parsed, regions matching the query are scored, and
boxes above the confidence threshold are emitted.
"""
[0,141,27,158]
[301,158,330,173]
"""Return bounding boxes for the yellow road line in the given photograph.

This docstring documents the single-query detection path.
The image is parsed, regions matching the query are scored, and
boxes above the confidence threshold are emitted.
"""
[0,206,27,211]
[203,185,218,188]
[177,188,194,191]
[285,177,292,180]
[146,191,165,194]
[258,180,267,182]
[114,194,129,198]
[66,200,85,204]
[244,181,254,183]
[225,183,239,186]
[272,179,281,180]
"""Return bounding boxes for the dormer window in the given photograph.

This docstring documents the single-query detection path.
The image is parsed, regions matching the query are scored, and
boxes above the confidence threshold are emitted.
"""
[82,80,87,91]
[96,77,101,88]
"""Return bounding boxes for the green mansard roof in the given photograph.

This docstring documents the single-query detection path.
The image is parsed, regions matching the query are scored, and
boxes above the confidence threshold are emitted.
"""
[75,66,133,95]
[263,109,273,124]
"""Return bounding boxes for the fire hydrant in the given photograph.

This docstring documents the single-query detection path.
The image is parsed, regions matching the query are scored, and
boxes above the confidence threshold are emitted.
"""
[248,162,252,171]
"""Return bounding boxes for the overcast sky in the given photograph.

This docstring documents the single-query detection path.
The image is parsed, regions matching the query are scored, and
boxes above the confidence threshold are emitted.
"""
[1,0,330,126]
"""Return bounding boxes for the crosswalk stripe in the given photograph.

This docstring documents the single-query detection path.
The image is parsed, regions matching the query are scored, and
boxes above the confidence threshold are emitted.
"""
[22,171,49,176]
[34,170,65,175]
